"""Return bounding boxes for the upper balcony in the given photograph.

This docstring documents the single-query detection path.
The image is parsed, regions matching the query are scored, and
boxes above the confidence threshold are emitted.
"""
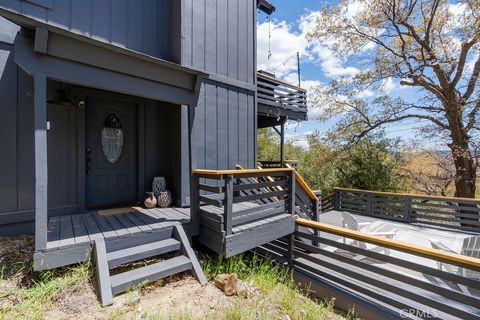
[257,71,308,127]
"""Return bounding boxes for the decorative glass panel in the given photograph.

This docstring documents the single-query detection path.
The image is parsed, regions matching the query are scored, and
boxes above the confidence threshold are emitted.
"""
[101,113,123,164]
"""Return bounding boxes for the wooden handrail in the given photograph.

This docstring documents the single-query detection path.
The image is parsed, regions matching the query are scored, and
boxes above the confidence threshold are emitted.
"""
[193,168,294,176]
[335,187,480,203]
[295,218,480,270]
[285,164,317,200]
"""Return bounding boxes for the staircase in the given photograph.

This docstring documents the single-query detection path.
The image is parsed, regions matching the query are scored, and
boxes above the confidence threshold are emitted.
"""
[93,224,206,305]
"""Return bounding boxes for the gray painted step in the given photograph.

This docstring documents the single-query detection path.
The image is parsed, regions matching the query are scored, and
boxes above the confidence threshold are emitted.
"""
[107,238,182,268]
[110,256,193,295]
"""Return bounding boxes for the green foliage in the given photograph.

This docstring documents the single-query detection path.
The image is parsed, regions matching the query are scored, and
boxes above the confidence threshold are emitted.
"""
[257,129,406,194]
[257,128,306,162]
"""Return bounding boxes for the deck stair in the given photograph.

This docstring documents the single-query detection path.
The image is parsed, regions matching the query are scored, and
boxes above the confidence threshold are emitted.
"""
[93,224,206,305]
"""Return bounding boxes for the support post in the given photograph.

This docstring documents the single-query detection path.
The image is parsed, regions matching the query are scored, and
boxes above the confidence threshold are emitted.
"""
[34,74,48,251]
[280,121,285,167]
[188,106,199,235]
[312,200,320,247]
[366,193,373,216]
[288,171,296,215]
[287,230,295,269]
[224,175,233,236]
[403,197,412,223]
[334,189,341,211]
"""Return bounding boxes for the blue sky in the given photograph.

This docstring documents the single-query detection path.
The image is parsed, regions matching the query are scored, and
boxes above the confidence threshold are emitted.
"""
[256,0,422,148]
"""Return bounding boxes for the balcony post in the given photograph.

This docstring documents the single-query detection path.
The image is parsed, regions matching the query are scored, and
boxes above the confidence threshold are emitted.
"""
[224,174,233,236]
[34,74,48,251]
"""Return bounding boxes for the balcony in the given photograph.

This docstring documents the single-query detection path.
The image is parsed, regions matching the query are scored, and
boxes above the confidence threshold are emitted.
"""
[257,71,308,127]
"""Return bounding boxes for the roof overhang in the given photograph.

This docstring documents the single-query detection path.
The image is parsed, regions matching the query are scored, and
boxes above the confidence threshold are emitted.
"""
[0,8,207,106]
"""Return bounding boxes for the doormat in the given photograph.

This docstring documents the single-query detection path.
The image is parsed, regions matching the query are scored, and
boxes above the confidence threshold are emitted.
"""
[98,206,143,216]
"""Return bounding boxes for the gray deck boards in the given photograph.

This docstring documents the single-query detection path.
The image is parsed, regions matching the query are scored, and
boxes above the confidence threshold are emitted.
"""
[46,207,191,250]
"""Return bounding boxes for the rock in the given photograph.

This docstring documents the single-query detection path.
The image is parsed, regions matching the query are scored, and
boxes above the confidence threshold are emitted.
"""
[124,291,141,305]
[213,273,237,296]
[236,280,260,299]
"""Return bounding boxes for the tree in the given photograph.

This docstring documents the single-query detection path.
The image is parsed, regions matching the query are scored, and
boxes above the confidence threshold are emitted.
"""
[403,148,456,196]
[309,0,480,198]
[298,132,406,193]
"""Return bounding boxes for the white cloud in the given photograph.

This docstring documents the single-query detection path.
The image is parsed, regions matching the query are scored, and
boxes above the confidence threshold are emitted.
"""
[257,11,361,80]
[380,78,398,94]
[257,20,310,78]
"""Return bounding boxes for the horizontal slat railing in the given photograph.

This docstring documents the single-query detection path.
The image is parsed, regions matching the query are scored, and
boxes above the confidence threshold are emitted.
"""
[191,168,296,236]
[257,72,307,113]
[290,218,480,319]
[333,188,480,232]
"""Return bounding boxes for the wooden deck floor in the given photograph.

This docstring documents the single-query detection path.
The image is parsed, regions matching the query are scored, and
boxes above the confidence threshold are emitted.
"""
[46,207,190,250]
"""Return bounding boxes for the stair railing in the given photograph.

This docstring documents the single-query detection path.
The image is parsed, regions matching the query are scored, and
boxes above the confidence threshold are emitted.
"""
[191,168,296,236]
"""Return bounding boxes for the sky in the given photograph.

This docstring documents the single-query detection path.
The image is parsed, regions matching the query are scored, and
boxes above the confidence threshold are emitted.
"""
[255,1,430,148]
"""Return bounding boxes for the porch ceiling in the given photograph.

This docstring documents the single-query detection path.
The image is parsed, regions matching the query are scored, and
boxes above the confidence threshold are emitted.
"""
[0,8,207,106]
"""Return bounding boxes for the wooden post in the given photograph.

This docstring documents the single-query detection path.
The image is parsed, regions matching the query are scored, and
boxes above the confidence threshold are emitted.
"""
[366,193,373,216]
[312,199,320,247]
[224,175,233,236]
[403,197,412,223]
[190,174,200,235]
[334,189,341,211]
[287,230,295,269]
[288,171,295,215]
[34,74,48,251]
[280,122,285,167]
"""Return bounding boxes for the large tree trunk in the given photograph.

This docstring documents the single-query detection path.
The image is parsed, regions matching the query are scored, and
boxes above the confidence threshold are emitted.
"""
[451,144,477,198]
[449,142,478,226]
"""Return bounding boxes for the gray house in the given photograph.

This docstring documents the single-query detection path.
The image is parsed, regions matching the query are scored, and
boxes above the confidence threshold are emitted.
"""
[0,0,309,304]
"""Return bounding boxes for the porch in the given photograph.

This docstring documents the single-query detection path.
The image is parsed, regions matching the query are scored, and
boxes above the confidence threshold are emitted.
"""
[35,206,191,271]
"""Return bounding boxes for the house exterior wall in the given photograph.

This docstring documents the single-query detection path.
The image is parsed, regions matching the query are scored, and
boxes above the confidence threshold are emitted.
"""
[181,0,257,170]
[0,0,179,60]
[0,0,259,227]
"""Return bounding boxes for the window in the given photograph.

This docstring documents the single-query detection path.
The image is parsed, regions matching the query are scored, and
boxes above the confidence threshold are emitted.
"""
[101,113,123,164]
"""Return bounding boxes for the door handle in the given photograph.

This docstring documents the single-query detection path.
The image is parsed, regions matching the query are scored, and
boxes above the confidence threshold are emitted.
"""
[86,147,91,175]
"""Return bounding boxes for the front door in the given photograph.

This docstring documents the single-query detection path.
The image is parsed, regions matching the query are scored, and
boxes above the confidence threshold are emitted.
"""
[85,97,138,208]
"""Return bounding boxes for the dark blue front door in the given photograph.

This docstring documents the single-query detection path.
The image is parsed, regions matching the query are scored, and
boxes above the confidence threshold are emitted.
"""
[85,97,137,208]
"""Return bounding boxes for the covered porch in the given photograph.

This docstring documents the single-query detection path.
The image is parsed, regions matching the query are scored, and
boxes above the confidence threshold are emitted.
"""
[4,14,206,267]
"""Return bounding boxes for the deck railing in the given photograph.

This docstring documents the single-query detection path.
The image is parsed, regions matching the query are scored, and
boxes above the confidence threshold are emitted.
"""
[256,161,320,222]
[287,218,480,319]
[257,72,307,114]
[257,160,299,169]
[324,188,480,232]
[191,168,296,236]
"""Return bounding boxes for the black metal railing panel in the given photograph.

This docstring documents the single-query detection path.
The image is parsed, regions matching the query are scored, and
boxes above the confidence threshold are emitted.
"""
[331,188,480,232]
[257,73,307,113]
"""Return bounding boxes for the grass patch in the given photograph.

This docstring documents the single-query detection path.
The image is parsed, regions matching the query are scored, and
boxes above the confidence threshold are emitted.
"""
[0,262,94,320]
[200,253,346,320]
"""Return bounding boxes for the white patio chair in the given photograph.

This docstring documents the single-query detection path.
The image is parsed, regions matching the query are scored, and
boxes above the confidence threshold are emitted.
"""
[341,211,396,255]
[429,236,480,280]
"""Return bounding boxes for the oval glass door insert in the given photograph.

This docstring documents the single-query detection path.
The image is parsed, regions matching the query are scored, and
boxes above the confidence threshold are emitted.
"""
[101,113,123,164]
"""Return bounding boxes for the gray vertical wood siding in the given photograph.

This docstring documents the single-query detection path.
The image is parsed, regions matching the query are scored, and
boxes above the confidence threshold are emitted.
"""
[0,0,176,59]
[181,0,257,171]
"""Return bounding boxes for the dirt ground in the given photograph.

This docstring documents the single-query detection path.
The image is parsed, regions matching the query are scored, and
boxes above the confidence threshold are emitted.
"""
[0,236,347,320]
[45,276,233,320]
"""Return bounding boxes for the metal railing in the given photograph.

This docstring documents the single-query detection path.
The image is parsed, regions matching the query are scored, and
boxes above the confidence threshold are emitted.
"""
[257,72,307,114]
[191,168,296,236]
[323,188,480,232]
[288,218,480,319]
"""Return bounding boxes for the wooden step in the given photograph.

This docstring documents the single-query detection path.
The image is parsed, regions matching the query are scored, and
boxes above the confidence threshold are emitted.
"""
[107,238,181,268]
[110,256,192,295]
